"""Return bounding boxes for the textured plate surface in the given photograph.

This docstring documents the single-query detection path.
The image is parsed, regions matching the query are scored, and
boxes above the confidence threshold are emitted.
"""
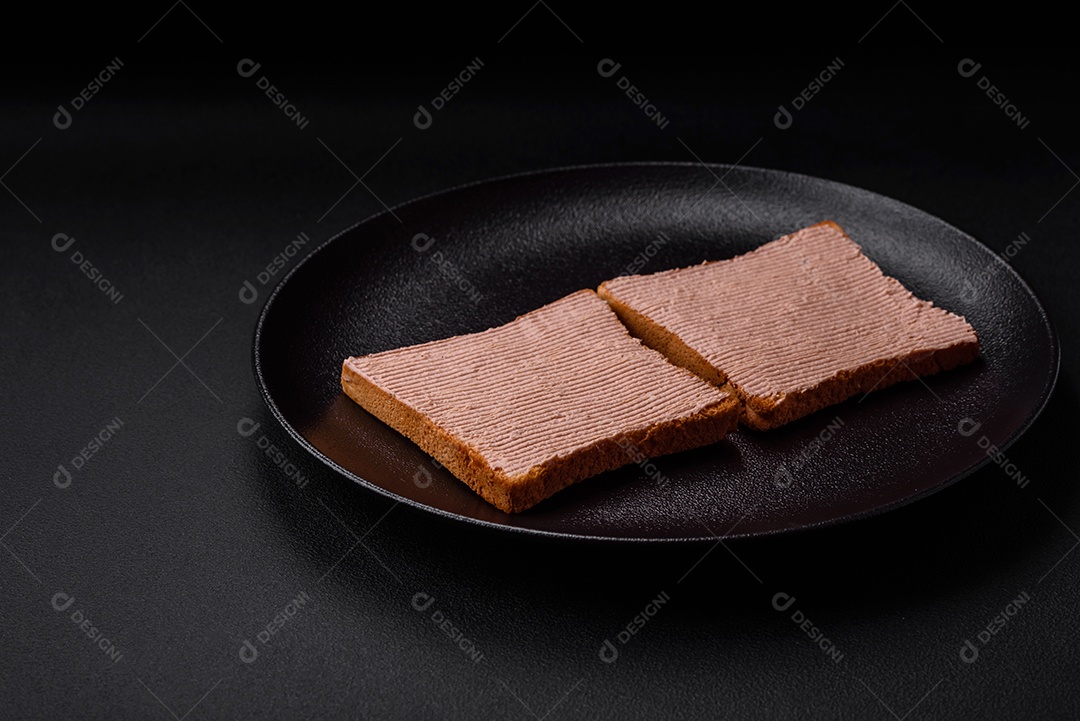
[254,163,1058,542]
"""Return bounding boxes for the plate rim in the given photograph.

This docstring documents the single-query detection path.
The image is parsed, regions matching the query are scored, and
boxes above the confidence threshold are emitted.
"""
[252,161,1061,544]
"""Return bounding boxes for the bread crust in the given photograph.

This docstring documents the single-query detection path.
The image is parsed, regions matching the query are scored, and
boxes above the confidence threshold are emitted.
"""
[341,360,740,513]
[737,342,979,430]
[599,221,980,431]
[597,289,726,387]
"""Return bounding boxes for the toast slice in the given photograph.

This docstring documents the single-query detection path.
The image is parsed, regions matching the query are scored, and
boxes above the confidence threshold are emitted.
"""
[598,221,980,430]
[341,289,740,513]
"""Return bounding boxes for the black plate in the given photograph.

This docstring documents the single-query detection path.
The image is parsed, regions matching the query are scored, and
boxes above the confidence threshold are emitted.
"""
[253,163,1058,542]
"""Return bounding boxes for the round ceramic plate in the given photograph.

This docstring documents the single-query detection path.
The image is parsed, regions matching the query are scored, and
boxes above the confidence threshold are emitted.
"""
[253,163,1058,542]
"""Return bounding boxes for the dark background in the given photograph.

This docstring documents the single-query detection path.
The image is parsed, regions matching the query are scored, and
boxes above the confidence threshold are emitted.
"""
[3,6,1077,719]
